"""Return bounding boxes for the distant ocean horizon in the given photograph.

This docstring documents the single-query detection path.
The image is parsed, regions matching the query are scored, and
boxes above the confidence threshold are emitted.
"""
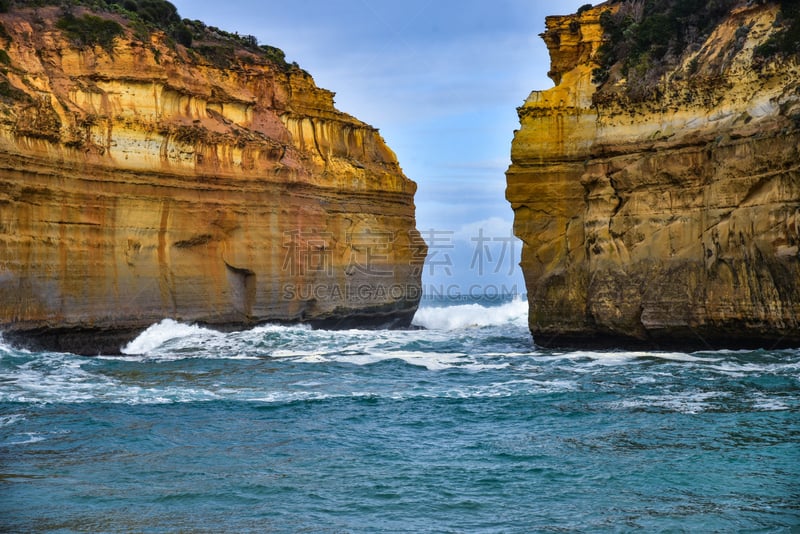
[2,295,799,532]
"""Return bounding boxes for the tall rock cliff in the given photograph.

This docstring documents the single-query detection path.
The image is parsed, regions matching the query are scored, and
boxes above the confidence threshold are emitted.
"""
[507,2,800,350]
[0,4,425,354]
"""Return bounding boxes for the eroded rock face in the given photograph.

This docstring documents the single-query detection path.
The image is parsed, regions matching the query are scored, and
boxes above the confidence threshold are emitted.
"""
[507,3,800,350]
[0,7,425,354]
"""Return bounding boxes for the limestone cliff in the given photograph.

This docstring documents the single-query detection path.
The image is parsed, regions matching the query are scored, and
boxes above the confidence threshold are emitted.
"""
[507,2,800,350]
[0,4,425,354]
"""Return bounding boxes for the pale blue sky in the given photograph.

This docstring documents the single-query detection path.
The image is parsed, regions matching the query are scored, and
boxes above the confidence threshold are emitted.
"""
[170,1,594,293]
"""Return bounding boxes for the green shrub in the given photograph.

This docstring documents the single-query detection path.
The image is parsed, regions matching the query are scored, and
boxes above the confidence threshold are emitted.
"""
[56,13,124,49]
[172,22,192,47]
[260,44,289,67]
[103,0,179,27]
[133,0,180,28]
[195,44,235,68]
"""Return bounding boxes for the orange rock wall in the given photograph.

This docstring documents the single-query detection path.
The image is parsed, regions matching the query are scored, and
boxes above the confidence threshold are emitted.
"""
[0,7,424,353]
[507,3,800,349]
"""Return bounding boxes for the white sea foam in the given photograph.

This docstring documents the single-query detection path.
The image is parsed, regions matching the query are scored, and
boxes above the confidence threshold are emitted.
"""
[616,391,727,414]
[751,395,790,411]
[709,360,800,376]
[0,335,29,358]
[335,350,468,371]
[3,354,113,403]
[121,319,222,355]
[412,296,528,330]
[2,354,228,404]
[0,414,26,427]
[5,303,796,408]
[552,350,720,366]
[5,433,47,446]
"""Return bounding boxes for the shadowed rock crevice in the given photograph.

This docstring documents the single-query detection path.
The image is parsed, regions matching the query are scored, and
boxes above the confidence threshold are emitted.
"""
[225,261,256,319]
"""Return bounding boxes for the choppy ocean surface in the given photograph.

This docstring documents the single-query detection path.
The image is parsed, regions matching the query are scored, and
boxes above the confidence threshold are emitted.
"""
[1,296,799,533]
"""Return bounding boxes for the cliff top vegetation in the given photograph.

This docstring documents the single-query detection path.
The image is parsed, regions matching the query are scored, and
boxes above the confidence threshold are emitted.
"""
[0,0,299,72]
[592,0,800,101]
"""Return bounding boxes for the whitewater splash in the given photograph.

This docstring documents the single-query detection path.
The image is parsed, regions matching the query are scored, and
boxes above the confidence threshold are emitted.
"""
[412,296,528,330]
[3,296,799,409]
[119,297,529,356]
[121,319,222,355]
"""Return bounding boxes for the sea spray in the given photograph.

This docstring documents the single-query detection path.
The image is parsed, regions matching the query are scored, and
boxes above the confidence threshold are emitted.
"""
[120,319,222,355]
[412,295,528,330]
[117,297,529,358]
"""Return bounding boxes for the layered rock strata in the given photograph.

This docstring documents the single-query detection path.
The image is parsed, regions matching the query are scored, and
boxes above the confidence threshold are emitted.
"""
[507,3,800,350]
[0,6,425,354]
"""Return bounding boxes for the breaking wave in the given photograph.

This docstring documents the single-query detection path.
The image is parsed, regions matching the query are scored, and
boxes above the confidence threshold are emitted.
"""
[411,295,528,330]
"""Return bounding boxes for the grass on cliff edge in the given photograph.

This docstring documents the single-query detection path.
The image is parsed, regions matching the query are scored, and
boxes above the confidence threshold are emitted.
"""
[1,0,299,72]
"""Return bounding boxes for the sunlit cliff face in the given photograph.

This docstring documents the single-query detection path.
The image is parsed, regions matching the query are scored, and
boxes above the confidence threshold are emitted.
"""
[0,6,425,354]
[507,2,800,350]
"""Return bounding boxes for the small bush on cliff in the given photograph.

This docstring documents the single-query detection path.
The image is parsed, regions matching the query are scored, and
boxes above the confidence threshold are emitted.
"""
[110,0,180,28]
[259,44,291,69]
[103,0,192,47]
[172,23,192,47]
[56,13,124,50]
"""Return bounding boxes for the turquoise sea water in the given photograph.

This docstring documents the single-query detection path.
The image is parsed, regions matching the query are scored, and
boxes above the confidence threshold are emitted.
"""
[2,297,799,532]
